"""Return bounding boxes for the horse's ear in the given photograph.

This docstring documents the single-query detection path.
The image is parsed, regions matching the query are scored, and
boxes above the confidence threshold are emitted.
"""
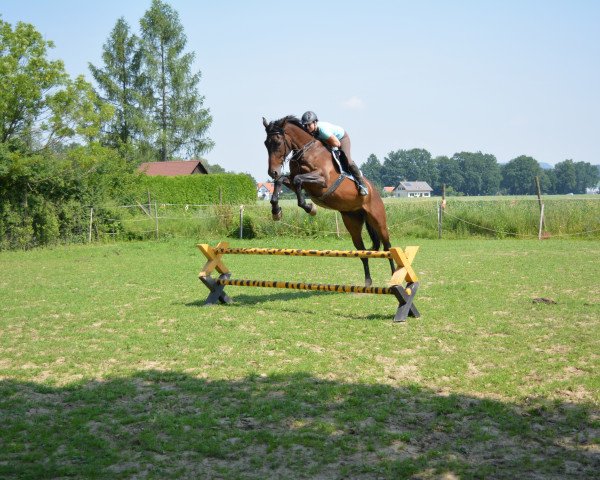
[262,117,268,128]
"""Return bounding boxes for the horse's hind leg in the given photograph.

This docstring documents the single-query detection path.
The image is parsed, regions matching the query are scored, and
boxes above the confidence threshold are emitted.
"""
[364,193,396,273]
[340,212,372,287]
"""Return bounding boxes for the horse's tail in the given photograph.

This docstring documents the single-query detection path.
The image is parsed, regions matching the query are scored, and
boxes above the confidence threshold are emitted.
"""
[364,212,381,251]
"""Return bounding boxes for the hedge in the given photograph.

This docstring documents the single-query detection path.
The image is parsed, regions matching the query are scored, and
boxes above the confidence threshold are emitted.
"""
[135,173,256,205]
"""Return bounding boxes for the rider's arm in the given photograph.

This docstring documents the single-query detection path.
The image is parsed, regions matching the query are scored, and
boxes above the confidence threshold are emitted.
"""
[325,135,341,148]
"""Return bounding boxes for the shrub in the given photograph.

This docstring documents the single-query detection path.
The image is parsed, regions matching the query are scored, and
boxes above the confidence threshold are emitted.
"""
[134,173,256,205]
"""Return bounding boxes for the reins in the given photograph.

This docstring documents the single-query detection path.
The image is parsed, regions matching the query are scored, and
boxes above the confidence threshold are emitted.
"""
[267,127,316,170]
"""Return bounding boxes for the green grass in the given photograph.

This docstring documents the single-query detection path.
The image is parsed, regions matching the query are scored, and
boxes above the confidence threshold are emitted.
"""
[0,237,599,478]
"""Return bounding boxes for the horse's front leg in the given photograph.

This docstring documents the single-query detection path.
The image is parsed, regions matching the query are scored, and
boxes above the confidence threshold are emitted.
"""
[270,176,286,221]
[292,173,326,216]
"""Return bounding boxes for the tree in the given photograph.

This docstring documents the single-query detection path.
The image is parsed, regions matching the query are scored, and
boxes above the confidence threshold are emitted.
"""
[380,151,403,187]
[401,148,438,188]
[452,151,501,195]
[553,159,577,194]
[89,17,144,149]
[380,148,437,189]
[434,155,463,195]
[0,18,112,151]
[139,0,214,161]
[500,155,543,195]
[574,161,599,193]
[360,154,383,187]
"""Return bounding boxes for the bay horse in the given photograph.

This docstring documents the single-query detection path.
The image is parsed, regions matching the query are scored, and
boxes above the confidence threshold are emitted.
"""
[262,115,395,287]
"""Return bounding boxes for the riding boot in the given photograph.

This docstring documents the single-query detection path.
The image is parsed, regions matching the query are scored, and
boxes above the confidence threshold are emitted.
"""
[348,163,369,196]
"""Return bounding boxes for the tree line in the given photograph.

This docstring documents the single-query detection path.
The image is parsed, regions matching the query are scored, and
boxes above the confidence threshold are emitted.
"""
[0,1,217,249]
[360,150,599,196]
[1,0,212,164]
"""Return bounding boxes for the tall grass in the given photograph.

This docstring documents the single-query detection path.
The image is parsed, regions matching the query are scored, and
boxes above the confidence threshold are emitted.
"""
[108,196,600,241]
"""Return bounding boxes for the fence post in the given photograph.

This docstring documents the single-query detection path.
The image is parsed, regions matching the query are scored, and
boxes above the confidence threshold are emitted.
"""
[538,203,545,240]
[535,176,545,238]
[335,212,340,238]
[239,205,244,239]
[154,201,159,240]
[88,207,94,243]
[437,202,442,239]
[438,184,445,239]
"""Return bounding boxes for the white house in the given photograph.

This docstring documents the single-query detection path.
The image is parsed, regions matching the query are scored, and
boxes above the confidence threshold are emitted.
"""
[392,181,433,198]
[257,182,274,200]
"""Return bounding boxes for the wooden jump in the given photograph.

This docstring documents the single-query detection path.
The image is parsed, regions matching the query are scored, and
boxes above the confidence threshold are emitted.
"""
[197,242,420,322]
[212,246,394,259]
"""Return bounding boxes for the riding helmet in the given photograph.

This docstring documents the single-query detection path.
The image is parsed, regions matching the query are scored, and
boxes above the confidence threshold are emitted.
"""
[301,111,318,125]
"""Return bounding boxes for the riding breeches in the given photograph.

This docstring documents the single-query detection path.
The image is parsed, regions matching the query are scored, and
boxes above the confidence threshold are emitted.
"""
[339,133,355,167]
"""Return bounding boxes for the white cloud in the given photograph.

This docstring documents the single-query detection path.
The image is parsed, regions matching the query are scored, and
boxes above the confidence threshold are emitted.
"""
[341,96,366,110]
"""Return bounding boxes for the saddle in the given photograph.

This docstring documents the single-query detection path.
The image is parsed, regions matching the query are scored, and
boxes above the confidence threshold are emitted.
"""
[331,149,361,183]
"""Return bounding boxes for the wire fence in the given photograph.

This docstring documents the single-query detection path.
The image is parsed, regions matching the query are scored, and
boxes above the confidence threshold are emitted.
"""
[78,196,600,243]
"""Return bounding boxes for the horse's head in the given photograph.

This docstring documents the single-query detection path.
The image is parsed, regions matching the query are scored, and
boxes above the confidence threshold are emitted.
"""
[262,117,289,180]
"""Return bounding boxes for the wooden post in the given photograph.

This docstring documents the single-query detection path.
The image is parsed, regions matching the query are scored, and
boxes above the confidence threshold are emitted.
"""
[438,203,442,239]
[538,203,545,241]
[154,201,159,240]
[239,205,244,239]
[335,212,340,238]
[535,176,545,238]
[88,207,94,243]
[535,176,543,209]
[438,184,446,239]
[147,190,152,215]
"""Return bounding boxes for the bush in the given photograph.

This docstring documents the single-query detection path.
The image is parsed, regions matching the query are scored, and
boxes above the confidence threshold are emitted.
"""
[134,173,256,205]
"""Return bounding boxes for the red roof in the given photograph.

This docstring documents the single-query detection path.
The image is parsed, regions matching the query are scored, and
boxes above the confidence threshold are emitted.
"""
[257,182,275,194]
[138,160,208,176]
[383,186,395,192]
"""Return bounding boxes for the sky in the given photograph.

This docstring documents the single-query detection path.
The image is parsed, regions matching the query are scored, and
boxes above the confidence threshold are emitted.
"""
[2,0,599,181]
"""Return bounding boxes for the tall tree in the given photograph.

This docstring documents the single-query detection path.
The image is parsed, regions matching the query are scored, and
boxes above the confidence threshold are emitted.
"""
[360,154,383,187]
[139,0,213,161]
[553,159,577,194]
[434,155,463,195]
[400,148,438,188]
[573,161,599,193]
[452,151,501,196]
[89,17,144,149]
[0,18,111,151]
[500,155,543,195]
[381,151,404,187]
[380,148,437,188]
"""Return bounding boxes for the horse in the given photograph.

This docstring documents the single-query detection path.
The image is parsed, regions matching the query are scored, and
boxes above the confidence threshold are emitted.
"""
[262,115,395,287]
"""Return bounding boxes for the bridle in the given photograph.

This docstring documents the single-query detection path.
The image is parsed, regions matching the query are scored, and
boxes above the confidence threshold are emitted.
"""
[266,127,316,170]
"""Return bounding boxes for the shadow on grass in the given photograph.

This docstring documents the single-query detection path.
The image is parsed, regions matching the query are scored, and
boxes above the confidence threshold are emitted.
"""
[1,372,597,479]
[186,290,395,321]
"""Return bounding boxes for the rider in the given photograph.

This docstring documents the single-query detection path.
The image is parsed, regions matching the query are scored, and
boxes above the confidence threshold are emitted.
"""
[300,111,368,196]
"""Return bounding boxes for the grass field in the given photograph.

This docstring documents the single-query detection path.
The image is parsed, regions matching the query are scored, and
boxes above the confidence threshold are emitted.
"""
[1,237,599,478]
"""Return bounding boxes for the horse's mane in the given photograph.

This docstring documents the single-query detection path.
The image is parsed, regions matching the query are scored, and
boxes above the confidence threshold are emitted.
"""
[267,115,304,134]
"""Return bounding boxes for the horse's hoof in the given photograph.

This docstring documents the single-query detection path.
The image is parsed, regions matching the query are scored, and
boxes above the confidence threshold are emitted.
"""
[272,210,282,221]
[309,204,317,216]
[365,279,373,288]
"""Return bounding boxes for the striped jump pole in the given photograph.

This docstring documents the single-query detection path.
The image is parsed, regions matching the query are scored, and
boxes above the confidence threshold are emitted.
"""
[197,242,420,322]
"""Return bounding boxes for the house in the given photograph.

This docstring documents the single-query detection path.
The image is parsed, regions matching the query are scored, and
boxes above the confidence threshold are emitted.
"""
[257,182,274,200]
[392,181,433,198]
[382,186,395,196]
[137,160,208,176]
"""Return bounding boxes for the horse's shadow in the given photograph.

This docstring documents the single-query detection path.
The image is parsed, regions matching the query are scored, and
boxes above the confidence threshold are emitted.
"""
[185,290,390,321]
